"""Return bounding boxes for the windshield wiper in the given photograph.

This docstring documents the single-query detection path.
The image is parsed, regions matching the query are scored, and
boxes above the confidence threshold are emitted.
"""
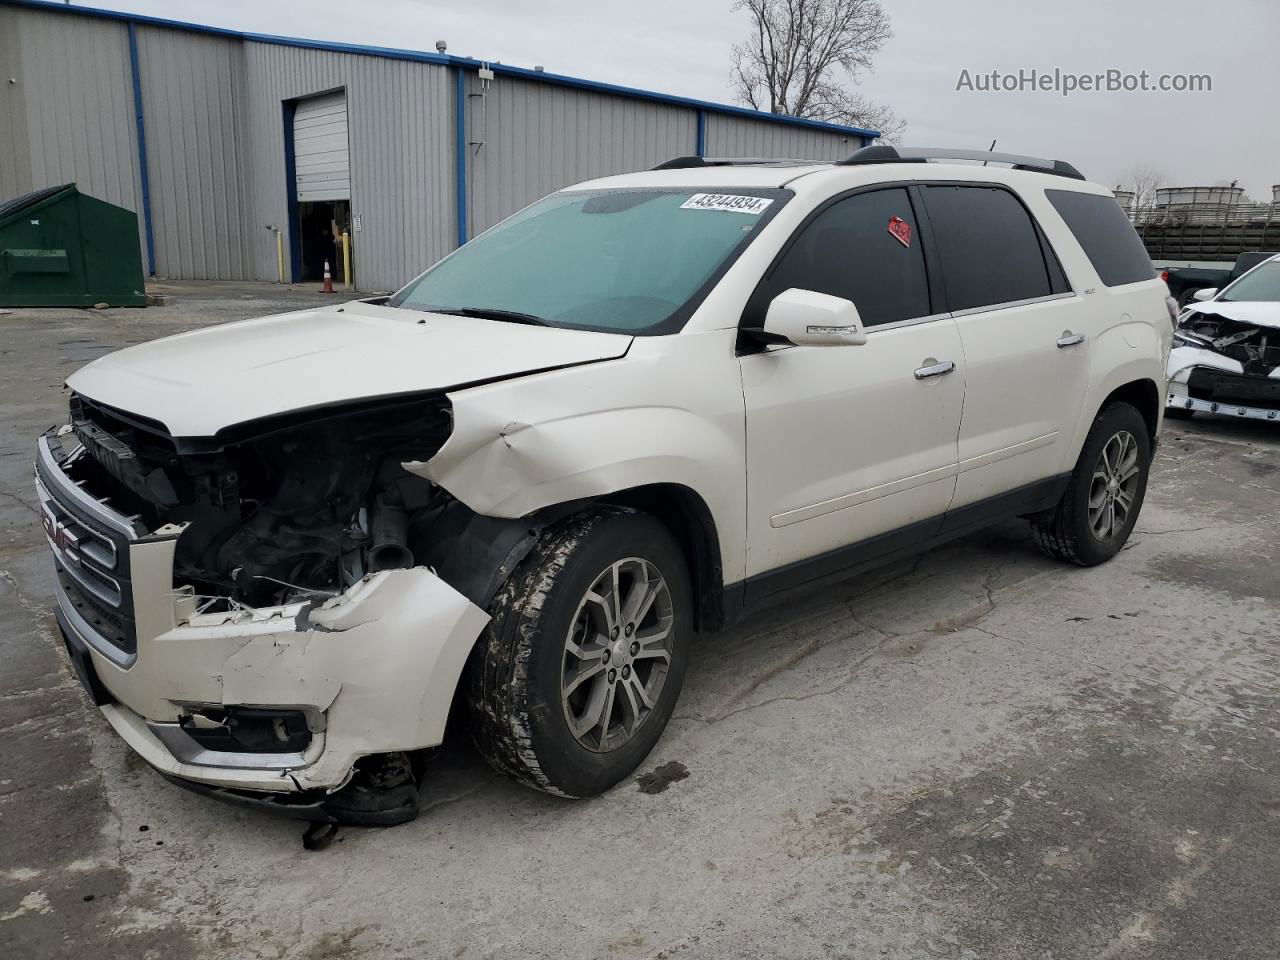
[433,306,551,327]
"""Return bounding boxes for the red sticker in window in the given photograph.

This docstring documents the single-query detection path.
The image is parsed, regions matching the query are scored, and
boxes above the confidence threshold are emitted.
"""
[888,216,912,247]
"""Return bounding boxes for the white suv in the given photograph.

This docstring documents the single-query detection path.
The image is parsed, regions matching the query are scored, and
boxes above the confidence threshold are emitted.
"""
[36,146,1172,824]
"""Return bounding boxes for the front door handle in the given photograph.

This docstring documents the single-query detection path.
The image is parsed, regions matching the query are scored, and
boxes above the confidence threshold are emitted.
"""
[914,359,956,380]
[1056,332,1086,348]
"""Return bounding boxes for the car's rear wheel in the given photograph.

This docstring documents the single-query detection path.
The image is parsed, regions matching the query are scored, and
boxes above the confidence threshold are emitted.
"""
[1032,402,1151,566]
[467,507,691,797]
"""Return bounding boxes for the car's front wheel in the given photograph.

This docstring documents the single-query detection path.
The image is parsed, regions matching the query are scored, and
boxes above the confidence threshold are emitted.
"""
[467,507,691,797]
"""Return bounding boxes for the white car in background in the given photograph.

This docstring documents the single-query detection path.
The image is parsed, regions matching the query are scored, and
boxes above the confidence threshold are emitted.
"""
[36,146,1171,826]
[1166,253,1280,422]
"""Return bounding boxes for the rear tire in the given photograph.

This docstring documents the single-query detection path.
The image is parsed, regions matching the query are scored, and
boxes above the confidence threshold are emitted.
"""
[1032,402,1151,566]
[467,507,691,798]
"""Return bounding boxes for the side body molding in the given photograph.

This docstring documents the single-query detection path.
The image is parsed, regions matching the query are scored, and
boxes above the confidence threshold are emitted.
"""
[405,330,750,586]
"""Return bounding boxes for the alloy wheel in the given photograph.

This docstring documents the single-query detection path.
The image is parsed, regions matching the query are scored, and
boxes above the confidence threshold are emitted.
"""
[1088,429,1140,541]
[561,558,674,753]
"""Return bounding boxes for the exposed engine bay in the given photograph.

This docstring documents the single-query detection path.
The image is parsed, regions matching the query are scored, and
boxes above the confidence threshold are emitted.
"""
[67,392,461,609]
[1175,311,1280,377]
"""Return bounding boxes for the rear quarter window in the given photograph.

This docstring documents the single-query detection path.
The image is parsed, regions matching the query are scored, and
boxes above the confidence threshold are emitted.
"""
[921,185,1056,312]
[1045,189,1154,287]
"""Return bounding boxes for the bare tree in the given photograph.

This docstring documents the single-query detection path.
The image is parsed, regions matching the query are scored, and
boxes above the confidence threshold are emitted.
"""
[731,0,905,142]
[1124,164,1165,213]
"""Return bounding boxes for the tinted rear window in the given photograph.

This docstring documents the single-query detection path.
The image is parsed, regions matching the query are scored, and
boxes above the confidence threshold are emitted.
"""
[1046,189,1154,287]
[922,185,1055,311]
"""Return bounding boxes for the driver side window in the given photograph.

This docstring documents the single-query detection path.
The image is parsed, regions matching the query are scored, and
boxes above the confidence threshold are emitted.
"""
[763,188,932,327]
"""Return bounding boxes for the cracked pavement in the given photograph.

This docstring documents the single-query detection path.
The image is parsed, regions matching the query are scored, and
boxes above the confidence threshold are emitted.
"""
[3,282,1280,959]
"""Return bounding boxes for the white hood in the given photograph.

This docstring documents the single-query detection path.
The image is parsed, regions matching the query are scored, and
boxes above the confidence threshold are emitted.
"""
[1182,299,1280,330]
[67,300,632,437]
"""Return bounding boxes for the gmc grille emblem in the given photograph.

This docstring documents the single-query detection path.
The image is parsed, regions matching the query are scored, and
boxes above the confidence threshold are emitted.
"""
[41,506,83,568]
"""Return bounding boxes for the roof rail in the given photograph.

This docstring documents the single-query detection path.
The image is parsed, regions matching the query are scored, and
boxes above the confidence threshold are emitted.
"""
[837,145,1085,181]
[652,156,825,170]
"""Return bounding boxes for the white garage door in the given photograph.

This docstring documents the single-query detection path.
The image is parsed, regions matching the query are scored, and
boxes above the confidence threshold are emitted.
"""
[293,91,350,202]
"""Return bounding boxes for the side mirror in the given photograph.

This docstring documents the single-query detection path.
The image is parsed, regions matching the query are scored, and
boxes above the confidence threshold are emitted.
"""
[763,288,867,347]
[1192,287,1218,302]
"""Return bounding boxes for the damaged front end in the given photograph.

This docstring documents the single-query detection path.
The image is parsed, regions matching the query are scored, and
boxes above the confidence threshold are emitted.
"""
[1167,310,1280,421]
[36,391,550,824]
[68,391,457,605]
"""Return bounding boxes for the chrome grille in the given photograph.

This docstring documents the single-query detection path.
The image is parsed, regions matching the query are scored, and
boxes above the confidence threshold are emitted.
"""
[35,434,146,664]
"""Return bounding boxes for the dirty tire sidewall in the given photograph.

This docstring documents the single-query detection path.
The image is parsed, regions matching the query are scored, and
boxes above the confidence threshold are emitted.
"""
[468,508,691,799]
[1039,402,1152,566]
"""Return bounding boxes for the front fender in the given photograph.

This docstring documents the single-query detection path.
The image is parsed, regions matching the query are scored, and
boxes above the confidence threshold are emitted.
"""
[405,331,748,584]
[424,404,736,517]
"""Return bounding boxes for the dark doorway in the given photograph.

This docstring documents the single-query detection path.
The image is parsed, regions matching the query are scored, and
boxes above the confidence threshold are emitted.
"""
[297,199,351,283]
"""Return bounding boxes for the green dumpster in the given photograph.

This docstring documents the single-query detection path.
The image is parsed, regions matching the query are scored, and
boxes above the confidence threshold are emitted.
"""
[0,184,146,307]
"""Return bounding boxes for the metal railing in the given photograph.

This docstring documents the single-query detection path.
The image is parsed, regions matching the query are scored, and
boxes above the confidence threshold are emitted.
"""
[1126,202,1280,226]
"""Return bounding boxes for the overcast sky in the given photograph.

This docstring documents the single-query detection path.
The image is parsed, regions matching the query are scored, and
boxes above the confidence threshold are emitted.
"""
[88,0,1280,198]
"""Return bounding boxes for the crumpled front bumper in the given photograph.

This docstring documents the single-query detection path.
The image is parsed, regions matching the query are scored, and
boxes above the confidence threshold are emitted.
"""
[38,435,490,799]
[1166,345,1280,422]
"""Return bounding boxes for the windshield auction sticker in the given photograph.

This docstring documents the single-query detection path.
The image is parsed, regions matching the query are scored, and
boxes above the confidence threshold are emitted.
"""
[680,194,774,215]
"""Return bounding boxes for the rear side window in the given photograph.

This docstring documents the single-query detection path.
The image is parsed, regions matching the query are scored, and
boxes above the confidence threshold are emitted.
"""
[760,188,931,326]
[922,185,1055,311]
[1046,189,1154,287]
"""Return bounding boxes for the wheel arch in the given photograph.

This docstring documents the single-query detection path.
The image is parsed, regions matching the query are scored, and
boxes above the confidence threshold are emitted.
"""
[420,482,729,642]
[1100,377,1161,446]
[600,482,728,633]
[1075,318,1167,463]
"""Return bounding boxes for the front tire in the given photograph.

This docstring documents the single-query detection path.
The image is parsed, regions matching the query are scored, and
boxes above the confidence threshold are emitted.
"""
[1032,402,1151,566]
[467,507,691,798]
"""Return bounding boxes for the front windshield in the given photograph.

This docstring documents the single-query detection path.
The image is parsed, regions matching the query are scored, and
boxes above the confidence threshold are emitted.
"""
[389,188,788,334]
[1222,260,1280,302]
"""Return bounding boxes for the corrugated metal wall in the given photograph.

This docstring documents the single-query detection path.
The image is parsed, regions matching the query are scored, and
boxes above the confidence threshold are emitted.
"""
[134,25,251,280]
[2,4,876,289]
[704,113,865,161]
[464,75,698,236]
[242,44,455,291]
[0,7,144,252]
[0,8,34,202]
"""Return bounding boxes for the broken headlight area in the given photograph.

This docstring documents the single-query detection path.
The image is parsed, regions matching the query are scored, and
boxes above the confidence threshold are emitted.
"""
[177,705,316,755]
[66,392,459,609]
[1174,313,1280,376]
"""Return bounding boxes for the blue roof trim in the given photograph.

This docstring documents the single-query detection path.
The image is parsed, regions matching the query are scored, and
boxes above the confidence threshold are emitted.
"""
[3,0,880,140]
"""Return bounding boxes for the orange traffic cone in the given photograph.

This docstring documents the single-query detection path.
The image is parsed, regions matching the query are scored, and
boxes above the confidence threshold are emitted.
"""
[322,260,334,294]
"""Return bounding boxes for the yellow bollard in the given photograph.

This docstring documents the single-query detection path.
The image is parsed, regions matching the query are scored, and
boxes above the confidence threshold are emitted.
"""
[275,228,285,284]
[342,230,352,290]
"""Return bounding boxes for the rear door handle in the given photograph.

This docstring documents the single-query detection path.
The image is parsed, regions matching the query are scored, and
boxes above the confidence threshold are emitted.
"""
[1056,332,1086,348]
[914,359,956,380]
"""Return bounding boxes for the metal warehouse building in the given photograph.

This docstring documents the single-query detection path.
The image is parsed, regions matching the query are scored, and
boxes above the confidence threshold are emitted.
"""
[0,0,878,292]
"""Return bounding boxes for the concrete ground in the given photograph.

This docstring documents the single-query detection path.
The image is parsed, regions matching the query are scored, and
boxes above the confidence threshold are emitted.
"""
[2,281,1278,960]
